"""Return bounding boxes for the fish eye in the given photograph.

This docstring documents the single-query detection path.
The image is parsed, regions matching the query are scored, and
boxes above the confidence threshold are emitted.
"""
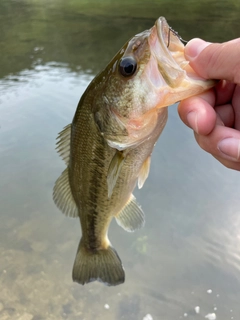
[119,57,137,77]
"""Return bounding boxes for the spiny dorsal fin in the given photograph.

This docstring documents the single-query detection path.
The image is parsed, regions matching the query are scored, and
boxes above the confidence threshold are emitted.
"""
[115,194,145,232]
[138,156,151,189]
[53,167,79,218]
[56,124,71,164]
[107,150,125,198]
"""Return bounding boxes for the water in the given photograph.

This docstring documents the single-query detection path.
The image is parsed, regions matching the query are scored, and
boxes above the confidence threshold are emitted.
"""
[1,0,240,319]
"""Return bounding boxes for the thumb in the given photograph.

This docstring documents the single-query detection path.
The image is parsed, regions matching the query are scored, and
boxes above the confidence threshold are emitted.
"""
[185,38,240,84]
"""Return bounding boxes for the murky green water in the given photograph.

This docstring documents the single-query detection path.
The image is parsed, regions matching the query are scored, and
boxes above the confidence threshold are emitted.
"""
[1,0,240,319]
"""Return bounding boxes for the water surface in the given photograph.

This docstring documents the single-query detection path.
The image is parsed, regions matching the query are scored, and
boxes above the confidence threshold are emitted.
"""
[1,0,240,319]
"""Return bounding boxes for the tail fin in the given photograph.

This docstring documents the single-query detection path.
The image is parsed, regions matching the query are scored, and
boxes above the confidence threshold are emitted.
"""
[72,239,125,286]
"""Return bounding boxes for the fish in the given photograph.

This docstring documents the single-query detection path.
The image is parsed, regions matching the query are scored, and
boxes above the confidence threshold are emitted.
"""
[53,17,215,286]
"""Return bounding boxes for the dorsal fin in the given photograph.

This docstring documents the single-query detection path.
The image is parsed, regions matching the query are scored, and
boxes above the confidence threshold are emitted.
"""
[53,168,79,218]
[56,124,71,164]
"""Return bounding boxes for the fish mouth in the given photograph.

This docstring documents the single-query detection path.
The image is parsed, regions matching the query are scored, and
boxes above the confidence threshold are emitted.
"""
[155,17,186,61]
[148,17,187,88]
[149,17,215,93]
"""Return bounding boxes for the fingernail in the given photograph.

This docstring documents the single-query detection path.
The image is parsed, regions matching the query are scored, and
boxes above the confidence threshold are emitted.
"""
[187,111,198,133]
[185,38,212,60]
[218,138,240,160]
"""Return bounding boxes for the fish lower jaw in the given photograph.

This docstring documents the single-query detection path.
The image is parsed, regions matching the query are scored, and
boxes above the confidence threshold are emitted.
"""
[161,82,215,107]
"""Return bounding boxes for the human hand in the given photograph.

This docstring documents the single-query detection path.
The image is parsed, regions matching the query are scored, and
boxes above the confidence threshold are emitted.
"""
[178,38,240,170]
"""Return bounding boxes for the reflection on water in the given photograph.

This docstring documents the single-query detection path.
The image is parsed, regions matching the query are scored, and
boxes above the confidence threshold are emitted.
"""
[1,0,240,319]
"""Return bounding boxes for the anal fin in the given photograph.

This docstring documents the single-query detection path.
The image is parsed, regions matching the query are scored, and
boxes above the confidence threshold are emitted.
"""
[115,194,145,232]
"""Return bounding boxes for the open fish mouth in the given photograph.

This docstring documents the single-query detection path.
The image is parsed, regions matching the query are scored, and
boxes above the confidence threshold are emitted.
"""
[155,16,194,76]
[148,17,215,101]
[148,17,188,88]
[156,16,187,55]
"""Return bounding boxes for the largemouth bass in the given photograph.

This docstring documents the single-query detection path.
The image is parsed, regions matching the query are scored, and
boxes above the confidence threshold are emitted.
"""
[53,17,214,286]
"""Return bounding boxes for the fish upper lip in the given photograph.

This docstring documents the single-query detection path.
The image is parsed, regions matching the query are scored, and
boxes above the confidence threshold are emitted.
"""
[155,17,186,50]
[154,17,184,70]
[156,17,170,48]
[148,17,187,89]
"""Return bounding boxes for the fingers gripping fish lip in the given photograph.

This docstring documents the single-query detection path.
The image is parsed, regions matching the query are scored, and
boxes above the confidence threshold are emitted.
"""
[149,17,215,96]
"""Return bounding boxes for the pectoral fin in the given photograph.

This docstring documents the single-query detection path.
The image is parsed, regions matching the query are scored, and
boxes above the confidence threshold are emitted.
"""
[138,156,151,189]
[115,194,145,232]
[107,150,125,198]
